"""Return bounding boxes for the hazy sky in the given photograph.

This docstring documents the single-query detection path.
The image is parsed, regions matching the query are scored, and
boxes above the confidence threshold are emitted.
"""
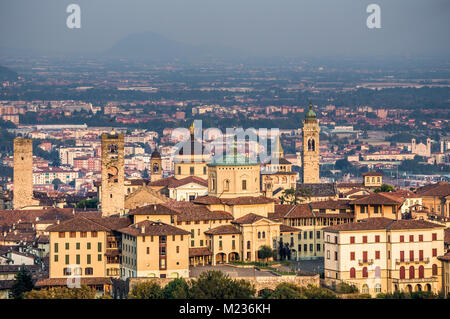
[0,0,449,57]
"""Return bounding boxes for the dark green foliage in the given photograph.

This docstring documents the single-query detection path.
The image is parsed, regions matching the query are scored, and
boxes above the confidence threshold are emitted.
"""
[11,267,35,299]
[188,271,256,299]
[335,282,359,294]
[257,245,273,263]
[374,183,395,193]
[75,199,98,209]
[163,278,190,299]
[267,283,337,299]
[128,281,164,299]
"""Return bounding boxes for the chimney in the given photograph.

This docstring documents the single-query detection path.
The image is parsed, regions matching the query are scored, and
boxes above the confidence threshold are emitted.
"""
[141,226,145,234]
[57,220,60,225]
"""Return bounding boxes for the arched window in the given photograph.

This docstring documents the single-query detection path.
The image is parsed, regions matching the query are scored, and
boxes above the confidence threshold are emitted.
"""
[419,266,424,279]
[362,267,368,278]
[153,163,159,173]
[432,264,438,276]
[108,144,118,154]
[409,266,415,279]
[375,283,382,293]
[258,232,261,239]
[223,179,230,191]
[350,267,356,278]
[361,284,369,294]
[400,266,405,279]
[262,231,266,239]
[308,138,315,151]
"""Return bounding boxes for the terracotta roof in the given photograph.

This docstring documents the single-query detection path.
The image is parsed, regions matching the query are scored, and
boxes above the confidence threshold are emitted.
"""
[204,225,241,235]
[167,202,233,222]
[445,229,450,245]
[264,158,293,165]
[221,196,274,205]
[147,176,178,187]
[129,204,179,216]
[337,183,365,188]
[438,251,450,262]
[417,182,450,197]
[193,196,222,205]
[35,277,112,287]
[119,220,190,236]
[46,215,130,233]
[323,217,444,233]
[280,224,301,233]
[275,204,314,218]
[168,176,208,188]
[232,213,265,225]
[193,195,274,206]
[361,172,383,176]
[350,193,403,205]
[310,200,351,210]
[189,247,213,257]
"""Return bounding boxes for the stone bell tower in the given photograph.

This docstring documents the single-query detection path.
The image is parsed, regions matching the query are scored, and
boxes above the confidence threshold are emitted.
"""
[101,130,125,216]
[150,148,162,182]
[13,138,35,209]
[302,102,320,183]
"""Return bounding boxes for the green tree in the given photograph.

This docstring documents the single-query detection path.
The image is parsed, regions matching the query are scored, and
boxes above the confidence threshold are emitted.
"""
[11,267,34,299]
[302,284,337,299]
[24,285,96,299]
[374,183,395,193]
[279,187,311,205]
[128,281,164,299]
[257,245,273,264]
[268,283,305,299]
[163,278,190,299]
[52,178,63,190]
[188,271,255,299]
[75,199,99,209]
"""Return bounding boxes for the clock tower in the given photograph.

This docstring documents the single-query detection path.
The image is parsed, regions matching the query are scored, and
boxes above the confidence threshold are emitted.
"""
[101,130,125,216]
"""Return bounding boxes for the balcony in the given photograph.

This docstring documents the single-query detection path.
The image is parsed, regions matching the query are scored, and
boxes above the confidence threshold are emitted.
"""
[358,259,374,266]
[392,277,438,284]
[395,258,429,265]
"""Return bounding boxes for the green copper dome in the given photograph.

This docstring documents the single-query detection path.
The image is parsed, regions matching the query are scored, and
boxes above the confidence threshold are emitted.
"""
[305,102,316,120]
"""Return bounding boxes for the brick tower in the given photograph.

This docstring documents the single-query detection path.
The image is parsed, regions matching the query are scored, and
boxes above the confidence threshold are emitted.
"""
[13,138,35,209]
[101,130,125,216]
[302,102,320,183]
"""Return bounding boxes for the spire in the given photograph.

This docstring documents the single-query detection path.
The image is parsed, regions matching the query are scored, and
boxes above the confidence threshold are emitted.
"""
[276,135,284,158]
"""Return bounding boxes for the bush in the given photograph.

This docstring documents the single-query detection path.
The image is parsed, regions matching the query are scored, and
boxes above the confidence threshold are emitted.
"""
[25,285,96,299]
[128,282,163,299]
[188,270,255,299]
[336,282,359,294]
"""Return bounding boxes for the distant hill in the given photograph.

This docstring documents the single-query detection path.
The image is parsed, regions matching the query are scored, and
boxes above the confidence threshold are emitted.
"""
[0,65,18,82]
[105,31,240,61]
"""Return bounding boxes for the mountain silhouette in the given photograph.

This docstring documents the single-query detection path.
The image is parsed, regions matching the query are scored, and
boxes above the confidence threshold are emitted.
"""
[0,64,18,82]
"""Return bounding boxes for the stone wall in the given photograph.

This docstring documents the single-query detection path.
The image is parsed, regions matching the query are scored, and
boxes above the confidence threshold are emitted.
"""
[124,272,320,296]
